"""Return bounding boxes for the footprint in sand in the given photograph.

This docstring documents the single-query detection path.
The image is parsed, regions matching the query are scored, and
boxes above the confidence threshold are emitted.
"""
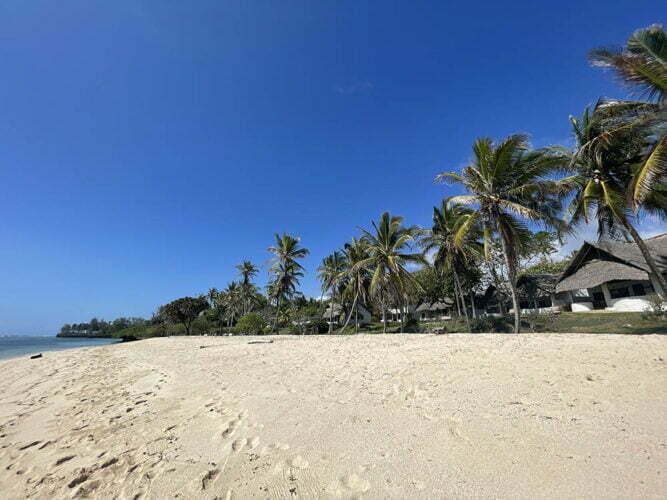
[232,438,247,452]
[201,468,219,490]
[247,436,260,449]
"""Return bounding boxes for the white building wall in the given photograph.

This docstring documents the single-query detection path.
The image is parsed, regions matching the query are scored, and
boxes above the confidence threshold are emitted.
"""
[606,296,651,312]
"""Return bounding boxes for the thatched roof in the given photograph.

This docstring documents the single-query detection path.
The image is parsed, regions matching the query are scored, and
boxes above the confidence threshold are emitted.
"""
[415,299,454,312]
[556,233,667,293]
[517,274,559,296]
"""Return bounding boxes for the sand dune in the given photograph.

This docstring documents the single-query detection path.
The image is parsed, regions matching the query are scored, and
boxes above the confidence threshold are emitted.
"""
[0,333,665,499]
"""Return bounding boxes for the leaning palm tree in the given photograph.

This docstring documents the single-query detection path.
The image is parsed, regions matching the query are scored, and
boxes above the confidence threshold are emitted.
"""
[436,135,568,333]
[560,107,667,296]
[589,25,667,207]
[316,251,348,333]
[419,202,483,332]
[339,238,371,333]
[267,233,309,332]
[356,212,424,333]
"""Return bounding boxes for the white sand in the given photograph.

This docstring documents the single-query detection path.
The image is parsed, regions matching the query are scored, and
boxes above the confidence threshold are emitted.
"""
[1,334,665,499]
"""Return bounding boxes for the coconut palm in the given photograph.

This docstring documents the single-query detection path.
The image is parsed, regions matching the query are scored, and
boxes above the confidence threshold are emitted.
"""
[436,134,568,333]
[220,281,243,326]
[419,202,483,332]
[560,107,667,296]
[316,251,348,333]
[356,212,424,333]
[589,25,667,207]
[236,260,259,285]
[339,238,371,333]
[206,287,219,308]
[589,24,666,103]
[236,260,259,314]
[267,233,309,332]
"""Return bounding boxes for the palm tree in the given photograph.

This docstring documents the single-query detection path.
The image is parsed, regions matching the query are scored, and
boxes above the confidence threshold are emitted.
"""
[419,202,483,332]
[589,25,666,207]
[236,260,259,314]
[356,212,424,333]
[560,107,667,296]
[221,281,242,326]
[267,233,309,332]
[436,135,568,333]
[316,251,348,333]
[236,260,259,285]
[207,287,219,308]
[339,238,371,333]
[589,24,666,104]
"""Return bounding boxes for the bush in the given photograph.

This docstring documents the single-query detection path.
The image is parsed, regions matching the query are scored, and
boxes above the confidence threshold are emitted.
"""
[402,317,421,333]
[469,316,512,333]
[643,294,667,319]
[235,314,266,335]
[311,318,329,334]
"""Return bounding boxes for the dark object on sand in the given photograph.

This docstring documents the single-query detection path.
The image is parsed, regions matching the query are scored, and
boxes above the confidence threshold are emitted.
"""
[30,353,43,359]
[248,340,273,345]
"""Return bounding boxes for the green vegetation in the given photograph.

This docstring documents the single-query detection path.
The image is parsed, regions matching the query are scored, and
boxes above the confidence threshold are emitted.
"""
[60,25,666,339]
[234,313,266,335]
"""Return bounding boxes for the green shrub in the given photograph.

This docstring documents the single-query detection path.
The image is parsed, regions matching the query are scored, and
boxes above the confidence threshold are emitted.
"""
[235,313,266,335]
[403,317,421,333]
[469,316,512,333]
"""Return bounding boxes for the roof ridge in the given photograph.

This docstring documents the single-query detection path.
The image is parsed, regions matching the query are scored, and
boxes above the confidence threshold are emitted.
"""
[644,232,667,241]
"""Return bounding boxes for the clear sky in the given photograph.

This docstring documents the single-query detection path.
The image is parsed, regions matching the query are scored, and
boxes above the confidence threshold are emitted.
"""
[2,1,664,334]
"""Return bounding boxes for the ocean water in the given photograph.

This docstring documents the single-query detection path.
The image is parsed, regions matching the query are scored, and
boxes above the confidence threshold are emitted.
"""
[0,336,120,361]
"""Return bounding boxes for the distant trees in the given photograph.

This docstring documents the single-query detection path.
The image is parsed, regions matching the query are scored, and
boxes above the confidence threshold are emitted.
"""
[58,317,147,337]
[159,297,209,336]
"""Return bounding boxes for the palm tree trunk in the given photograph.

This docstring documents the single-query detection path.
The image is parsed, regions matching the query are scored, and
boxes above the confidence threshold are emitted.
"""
[453,270,471,332]
[623,221,667,296]
[355,306,359,334]
[498,235,521,333]
[382,297,387,333]
[470,290,477,319]
[271,295,282,333]
[340,291,359,333]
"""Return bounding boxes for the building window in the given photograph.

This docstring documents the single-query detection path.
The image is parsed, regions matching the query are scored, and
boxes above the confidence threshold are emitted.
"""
[610,287,631,299]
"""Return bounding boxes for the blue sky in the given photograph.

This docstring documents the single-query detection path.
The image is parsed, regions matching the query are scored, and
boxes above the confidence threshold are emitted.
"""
[1,1,664,334]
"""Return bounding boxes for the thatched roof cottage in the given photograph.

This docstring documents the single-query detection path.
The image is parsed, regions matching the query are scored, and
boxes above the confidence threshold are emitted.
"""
[555,233,667,312]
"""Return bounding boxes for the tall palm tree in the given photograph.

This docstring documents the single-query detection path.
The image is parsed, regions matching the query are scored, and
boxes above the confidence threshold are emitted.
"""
[236,260,259,285]
[316,251,348,333]
[419,202,483,332]
[589,25,667,207]
[207,287,219,308]
[220,281,242,326]
[356,212,424,333]
[339,238,371,333]
[436,134,568,333]
[560,107,667,296]
[267,233,309,332]
[236,260,259,314]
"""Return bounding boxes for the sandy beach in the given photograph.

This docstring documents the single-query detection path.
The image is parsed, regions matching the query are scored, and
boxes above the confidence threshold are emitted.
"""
[1,334,665,499]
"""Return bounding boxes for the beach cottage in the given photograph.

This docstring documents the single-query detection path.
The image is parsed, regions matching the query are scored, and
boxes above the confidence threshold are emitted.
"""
[323,303,372,326]
[555,234,667,312]
[415,300,454,321]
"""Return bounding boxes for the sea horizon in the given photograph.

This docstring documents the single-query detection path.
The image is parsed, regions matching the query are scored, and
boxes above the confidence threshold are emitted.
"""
[0,335,119,361]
